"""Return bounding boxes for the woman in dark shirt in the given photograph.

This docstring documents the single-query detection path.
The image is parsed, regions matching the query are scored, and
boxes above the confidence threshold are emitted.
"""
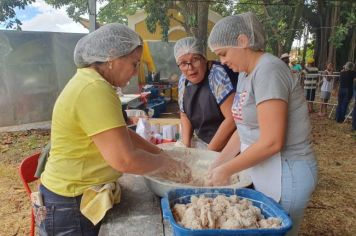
[336,62,356,123]
[175,37,238,151]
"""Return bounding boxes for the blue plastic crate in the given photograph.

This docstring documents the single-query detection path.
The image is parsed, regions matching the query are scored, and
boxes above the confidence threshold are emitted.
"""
[147,98,166,118]
[161,188,292,236]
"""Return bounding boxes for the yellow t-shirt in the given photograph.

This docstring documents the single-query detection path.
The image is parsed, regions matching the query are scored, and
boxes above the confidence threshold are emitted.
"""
[41,68,126,197]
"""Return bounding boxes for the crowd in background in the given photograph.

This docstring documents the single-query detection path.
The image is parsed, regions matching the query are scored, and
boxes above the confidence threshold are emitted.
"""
[279,53,356,132]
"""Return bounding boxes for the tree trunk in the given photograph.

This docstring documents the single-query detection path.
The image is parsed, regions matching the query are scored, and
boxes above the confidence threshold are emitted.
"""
[302,28,308,66]
[349,29,356,62]
[261,1,280,55]
[318,20,326,68]
[178,0,210,53]
[316,0,327,69]
[197,1,209,53]
[178,1,197,36]
[283,0,304,52]
[314,29,321,67]
[327,1,340,67]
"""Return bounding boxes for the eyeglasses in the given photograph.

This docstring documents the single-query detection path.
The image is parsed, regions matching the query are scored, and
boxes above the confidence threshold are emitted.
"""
[177,57,202,70]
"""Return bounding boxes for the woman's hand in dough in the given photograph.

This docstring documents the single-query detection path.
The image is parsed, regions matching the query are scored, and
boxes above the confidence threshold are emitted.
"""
[208,165,231,186]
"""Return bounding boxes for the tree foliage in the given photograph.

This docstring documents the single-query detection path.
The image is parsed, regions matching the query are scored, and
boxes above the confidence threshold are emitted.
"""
[45,0,97,22]
[329,6,355,48]
[233,0,305,56]
[97,0,144,25]
[231,0,355,68]
[302,0,356,69]
[144,0,171,42]
[2,0,355,68]
[0,0,35,29]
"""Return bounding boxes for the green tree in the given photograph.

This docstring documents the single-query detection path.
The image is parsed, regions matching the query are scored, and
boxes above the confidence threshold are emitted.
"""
[230,0,355,69]
[44,0,214,52]
[144,0,210,50]
[0,0,35,29]
[331,4,356,64]
[302,0,356,69]
[44,0,144,24]
[233,0,304,57]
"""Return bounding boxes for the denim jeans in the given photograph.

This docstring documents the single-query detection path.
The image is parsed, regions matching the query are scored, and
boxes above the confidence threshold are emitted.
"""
[37,184,101,236]
[280,155,318,236]
[304,88,316,101]
[335,88,353,122]
[353,88,356,130]
[353,99,356,130]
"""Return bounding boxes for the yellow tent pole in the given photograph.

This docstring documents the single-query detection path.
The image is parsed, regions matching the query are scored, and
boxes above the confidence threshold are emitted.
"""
[138,41,156,84]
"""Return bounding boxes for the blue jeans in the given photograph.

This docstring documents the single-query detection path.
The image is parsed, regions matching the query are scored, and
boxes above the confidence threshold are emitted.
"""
[353,88,356,130]
[353,100,356,130]
[37,184,101,236]
[335,88,353,122]
[304,89,316,101]
[280,155,318,236]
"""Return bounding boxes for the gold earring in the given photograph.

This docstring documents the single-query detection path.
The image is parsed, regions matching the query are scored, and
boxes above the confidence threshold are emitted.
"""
[108,62,112,70]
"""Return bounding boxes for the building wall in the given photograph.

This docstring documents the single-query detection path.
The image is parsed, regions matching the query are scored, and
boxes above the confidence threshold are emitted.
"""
[129,9,221,60]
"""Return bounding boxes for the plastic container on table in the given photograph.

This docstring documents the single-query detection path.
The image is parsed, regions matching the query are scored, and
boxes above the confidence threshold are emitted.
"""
[147,98,166,118]
[125,109,147,118]
[161,188,292,236]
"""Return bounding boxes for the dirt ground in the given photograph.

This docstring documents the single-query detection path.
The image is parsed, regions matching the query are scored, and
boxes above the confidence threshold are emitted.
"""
[0,114,355,235]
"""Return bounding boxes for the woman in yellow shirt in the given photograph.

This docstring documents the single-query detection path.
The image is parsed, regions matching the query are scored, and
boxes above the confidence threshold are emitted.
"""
[38,23,186,235]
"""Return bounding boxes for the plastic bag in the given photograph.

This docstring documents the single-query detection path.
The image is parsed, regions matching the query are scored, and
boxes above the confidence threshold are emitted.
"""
[136,118,151,141]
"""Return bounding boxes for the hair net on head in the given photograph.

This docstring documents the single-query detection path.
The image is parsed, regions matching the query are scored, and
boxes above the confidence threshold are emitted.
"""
[345,61,354,71]
[208,12,266,52]
[174,37,205,62]
[74,23,142,68]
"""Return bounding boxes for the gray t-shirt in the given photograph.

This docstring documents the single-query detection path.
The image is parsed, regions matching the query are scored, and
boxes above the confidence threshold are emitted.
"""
[232,53,313,158]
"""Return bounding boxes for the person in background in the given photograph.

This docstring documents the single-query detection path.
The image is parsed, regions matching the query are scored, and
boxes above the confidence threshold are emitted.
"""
[318,62,334,116]
[175,37,237,151]
[352,75,356,132]
[290,59,303,84]
[291,60,302,72]
[303,58,319,113]
[38,23,188,235]
[280,53,290,67]
[207,12,317,236]
[335,61,356,123]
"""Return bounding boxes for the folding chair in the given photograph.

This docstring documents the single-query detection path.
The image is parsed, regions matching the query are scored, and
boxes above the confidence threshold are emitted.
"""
[328,103,338,119]
[18,153,41,236]
[344,107,354,123]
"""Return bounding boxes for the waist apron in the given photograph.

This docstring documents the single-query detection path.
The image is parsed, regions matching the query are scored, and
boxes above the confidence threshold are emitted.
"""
[241,143,281,202]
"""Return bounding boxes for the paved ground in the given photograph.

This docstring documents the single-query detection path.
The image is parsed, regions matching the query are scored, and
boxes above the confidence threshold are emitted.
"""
[0,121,51,132]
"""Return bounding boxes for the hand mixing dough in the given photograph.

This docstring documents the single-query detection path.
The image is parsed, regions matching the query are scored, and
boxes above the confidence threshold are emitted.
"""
[155,161,240,187]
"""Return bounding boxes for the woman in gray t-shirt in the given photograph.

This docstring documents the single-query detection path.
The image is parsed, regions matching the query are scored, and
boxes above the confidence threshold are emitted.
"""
[207,12,317,236]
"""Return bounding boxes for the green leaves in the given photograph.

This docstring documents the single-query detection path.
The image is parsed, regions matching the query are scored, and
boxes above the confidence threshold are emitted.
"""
[0,0,35,29]
[330,10,356,48]
[144,0,171,41]
[186,15,197,28]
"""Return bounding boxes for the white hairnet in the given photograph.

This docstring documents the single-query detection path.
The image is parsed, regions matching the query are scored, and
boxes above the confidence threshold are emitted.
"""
[345,61,354,71]
[208,12,266,52]
[74,23,142,68]
[174,37,205,62]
